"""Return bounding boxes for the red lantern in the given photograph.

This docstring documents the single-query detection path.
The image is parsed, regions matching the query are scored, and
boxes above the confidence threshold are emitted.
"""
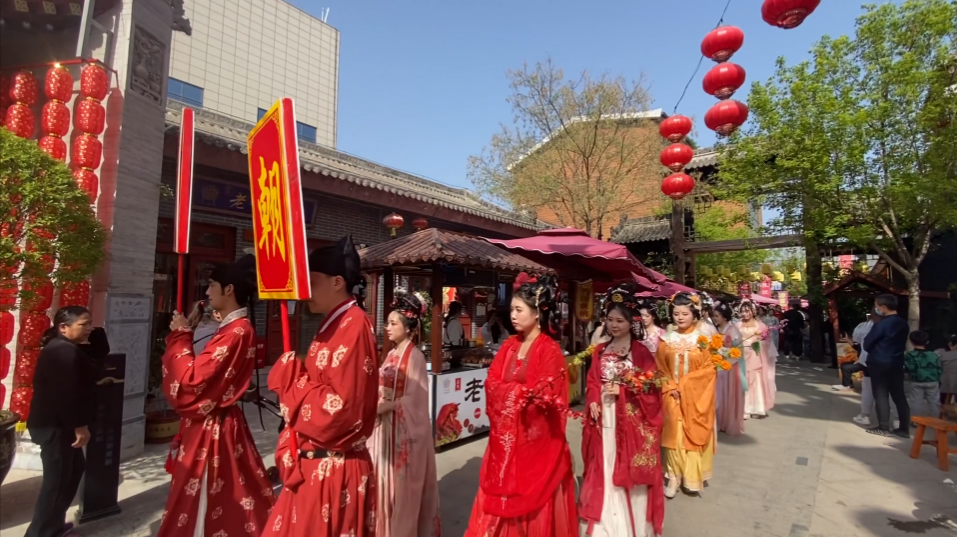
[14,349,40,386]
[412,218,429,231]
[705,99,750,137]
[80,63,109,100]
[1,281,17,312]
[44,66,74,103]
[0,347,10,380]
[72,134,103,169]
[4,103,36,139]
[41,100,70,136]
[0,311,13,344]
[75,98,106,135]
[18,311,50,348]
[10,71,39,106]
[702,63,747,100]
[762,0,820,29]
[73,168,99,202]
[10,387,33,419]
[661,173,696,200]
[659,143,694,172]
[701,26,745,62]
[22,279,54,311]
[38,135,67,161]
[60,280,91,307]
[658,115,693,143]
[383,213,404,237]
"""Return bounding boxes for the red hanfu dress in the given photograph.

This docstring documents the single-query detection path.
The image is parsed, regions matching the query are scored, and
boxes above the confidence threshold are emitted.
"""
[579,341,664,537]
[463,333,578,537]
[262,300,379,537]
[157,308,275,537]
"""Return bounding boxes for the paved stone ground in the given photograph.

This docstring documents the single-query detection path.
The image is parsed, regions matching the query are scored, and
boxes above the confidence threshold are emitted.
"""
[2,362,955,537]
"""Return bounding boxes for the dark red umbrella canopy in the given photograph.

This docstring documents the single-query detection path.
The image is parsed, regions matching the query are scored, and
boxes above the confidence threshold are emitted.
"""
[484,228,666,289]
[635,275,698,299]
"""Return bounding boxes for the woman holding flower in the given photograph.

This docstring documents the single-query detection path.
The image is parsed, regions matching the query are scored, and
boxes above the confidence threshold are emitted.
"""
[464,274,577,537]
[655,292,718,498]
[712,302,746,435]
[738,300,777,419]
[367,289,441,537]
[580,284,664,537]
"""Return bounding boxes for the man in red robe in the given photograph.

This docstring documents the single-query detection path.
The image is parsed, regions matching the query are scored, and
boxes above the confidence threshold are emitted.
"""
[157,255,275,537]
[263,235,379,537]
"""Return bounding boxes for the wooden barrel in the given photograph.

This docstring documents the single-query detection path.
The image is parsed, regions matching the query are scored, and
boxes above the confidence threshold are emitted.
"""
[145,410,180,444]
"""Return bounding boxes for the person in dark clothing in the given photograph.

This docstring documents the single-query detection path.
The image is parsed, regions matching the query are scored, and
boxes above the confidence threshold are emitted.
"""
[863,294,910,438]
[781,301,806,360]
[26,306,110,537]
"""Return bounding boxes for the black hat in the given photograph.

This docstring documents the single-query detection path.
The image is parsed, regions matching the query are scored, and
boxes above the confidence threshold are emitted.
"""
[209,254,257,305]
[309,235,362,284]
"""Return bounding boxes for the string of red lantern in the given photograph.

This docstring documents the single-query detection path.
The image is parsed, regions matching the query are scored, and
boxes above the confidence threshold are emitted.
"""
[701,25,749,138]
[72,61,108,204]
[10,274,54,420]
[4,70,38,139]
[762,0,820,30]
[658,115,696,200]
[38,65,73,162]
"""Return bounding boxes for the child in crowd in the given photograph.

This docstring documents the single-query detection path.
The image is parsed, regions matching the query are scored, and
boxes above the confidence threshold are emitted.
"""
[903,330,942,420]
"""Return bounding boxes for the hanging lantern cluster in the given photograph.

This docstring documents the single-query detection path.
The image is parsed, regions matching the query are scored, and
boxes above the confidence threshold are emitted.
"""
[383,212,404,237]
[700,26,749,137]
[657,115,695,200]
[11,275,54,420]
[71,62,108,204]
[38,65,73,162]
[762,0,820,30]
[4,70,38,139]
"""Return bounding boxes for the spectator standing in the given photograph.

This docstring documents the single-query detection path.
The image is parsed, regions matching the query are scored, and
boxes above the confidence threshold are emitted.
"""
[781,301,806,361]
[851,314,878,425]
[937,335,957,406]
[903,331,941,420]
[863,294,910,438]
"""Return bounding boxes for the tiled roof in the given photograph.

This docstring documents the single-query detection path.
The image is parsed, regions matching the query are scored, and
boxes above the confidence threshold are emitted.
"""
[685,146,719,170]
[164,101,546,231]
[359,228,552,274]
[609,217,671,245]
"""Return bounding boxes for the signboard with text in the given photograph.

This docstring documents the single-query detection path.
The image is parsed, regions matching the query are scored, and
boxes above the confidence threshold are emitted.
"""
[575,280,594,322]
[191,176,317,224]
[247,98,311,300]
[432,368,490,447]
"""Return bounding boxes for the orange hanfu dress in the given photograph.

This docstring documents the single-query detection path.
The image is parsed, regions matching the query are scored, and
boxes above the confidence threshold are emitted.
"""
[655,327,717,492]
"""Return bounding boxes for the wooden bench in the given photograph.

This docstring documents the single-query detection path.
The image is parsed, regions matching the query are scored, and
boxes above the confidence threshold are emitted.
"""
[909,416,957,471]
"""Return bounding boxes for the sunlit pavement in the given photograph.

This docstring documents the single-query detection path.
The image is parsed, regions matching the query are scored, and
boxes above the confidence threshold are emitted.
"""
[1,362,954,537]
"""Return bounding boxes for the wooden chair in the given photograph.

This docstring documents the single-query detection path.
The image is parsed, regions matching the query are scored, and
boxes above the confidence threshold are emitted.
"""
[909,416,957,471]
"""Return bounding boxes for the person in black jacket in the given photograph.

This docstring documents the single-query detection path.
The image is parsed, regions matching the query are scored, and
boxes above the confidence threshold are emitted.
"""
[863,294,911,438]
[26,306,110,537]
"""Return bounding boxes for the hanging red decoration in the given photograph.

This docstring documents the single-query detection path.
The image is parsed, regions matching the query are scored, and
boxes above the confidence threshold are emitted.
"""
[10,71,39,106]
[658,115,693,143]
[412,217,429,231]
[700,25,745,62]
[80,63,109,101]
[702,63,747,100]
[705,99,750,136]
[762,0,820,30]
[0,347,10,380]
[0,281,17,311]
[72,168,99,202]
[72,134,103,169]
[44,65,74,103]
[0,311,13,344]
[661,173,696,200]
[383,213,404,237]
[75,99,106,135]
[22,279,54,311]
[38,135,67,161]
[4,103,36,139]
[59,280,91,307]
[41,100,70,136]
[659,143,694,172]
[14,349,40,386]
[10,387,33,419]
[17,311,50,348]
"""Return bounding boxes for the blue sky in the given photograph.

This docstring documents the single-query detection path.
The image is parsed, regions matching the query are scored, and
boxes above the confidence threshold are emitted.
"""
[290,0,885,194]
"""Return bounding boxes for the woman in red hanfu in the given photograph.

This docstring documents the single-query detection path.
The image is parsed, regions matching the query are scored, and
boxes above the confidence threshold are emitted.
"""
[367,289,442,537]
[263,236,379,537]
[579,285,664,537]
[157,254,275,537]
[463,274,578,537]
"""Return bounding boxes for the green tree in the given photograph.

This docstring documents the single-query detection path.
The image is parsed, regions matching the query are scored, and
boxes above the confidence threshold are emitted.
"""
[718,0,957,331]
[693,204,769,290]
[1,128,107,305]
[468,58,663,238]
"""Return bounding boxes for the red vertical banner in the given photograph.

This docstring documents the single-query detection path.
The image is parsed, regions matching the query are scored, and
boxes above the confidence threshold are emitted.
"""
[174,108,195,312]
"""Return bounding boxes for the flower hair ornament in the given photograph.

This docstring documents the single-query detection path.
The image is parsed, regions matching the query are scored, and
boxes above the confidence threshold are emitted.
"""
[391,287,425,323]
[604,286,640,312]
[668,291,703,314]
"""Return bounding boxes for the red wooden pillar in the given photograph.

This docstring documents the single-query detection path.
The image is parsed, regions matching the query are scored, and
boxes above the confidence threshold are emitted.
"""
[430,264,444,374]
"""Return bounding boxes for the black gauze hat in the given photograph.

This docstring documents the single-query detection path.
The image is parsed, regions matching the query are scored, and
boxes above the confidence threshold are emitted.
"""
[209,254,257,304]
[308,235,361,286]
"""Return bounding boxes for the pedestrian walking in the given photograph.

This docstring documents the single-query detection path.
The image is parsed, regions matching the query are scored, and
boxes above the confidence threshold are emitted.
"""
[863,294,910,438]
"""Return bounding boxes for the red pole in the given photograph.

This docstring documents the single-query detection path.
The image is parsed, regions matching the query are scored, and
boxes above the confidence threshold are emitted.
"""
[177,254,185,313]
[279,300,291,353]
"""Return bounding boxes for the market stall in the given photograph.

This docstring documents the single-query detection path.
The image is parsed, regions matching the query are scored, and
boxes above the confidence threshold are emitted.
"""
[359,228,557,448]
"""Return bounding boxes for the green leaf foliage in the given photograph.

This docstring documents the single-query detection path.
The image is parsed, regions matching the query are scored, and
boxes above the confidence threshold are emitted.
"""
[0,127,107,306]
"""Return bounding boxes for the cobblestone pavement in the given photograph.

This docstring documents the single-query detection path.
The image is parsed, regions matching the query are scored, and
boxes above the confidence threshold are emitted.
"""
[1,362,955,536]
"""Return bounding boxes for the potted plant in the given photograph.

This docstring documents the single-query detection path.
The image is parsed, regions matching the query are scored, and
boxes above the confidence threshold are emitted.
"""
[0,409,20,485]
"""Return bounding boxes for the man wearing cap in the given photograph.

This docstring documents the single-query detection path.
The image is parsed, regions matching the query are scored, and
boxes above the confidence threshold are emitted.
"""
[263,235,379,537]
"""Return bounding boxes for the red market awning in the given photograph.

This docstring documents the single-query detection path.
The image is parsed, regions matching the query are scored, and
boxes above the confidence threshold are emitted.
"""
[484,228,666,287]
[634,275,698,299]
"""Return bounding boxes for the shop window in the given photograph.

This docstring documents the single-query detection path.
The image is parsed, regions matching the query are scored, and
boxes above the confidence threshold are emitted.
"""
[257,108,317,143]
[168,78,204,107]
